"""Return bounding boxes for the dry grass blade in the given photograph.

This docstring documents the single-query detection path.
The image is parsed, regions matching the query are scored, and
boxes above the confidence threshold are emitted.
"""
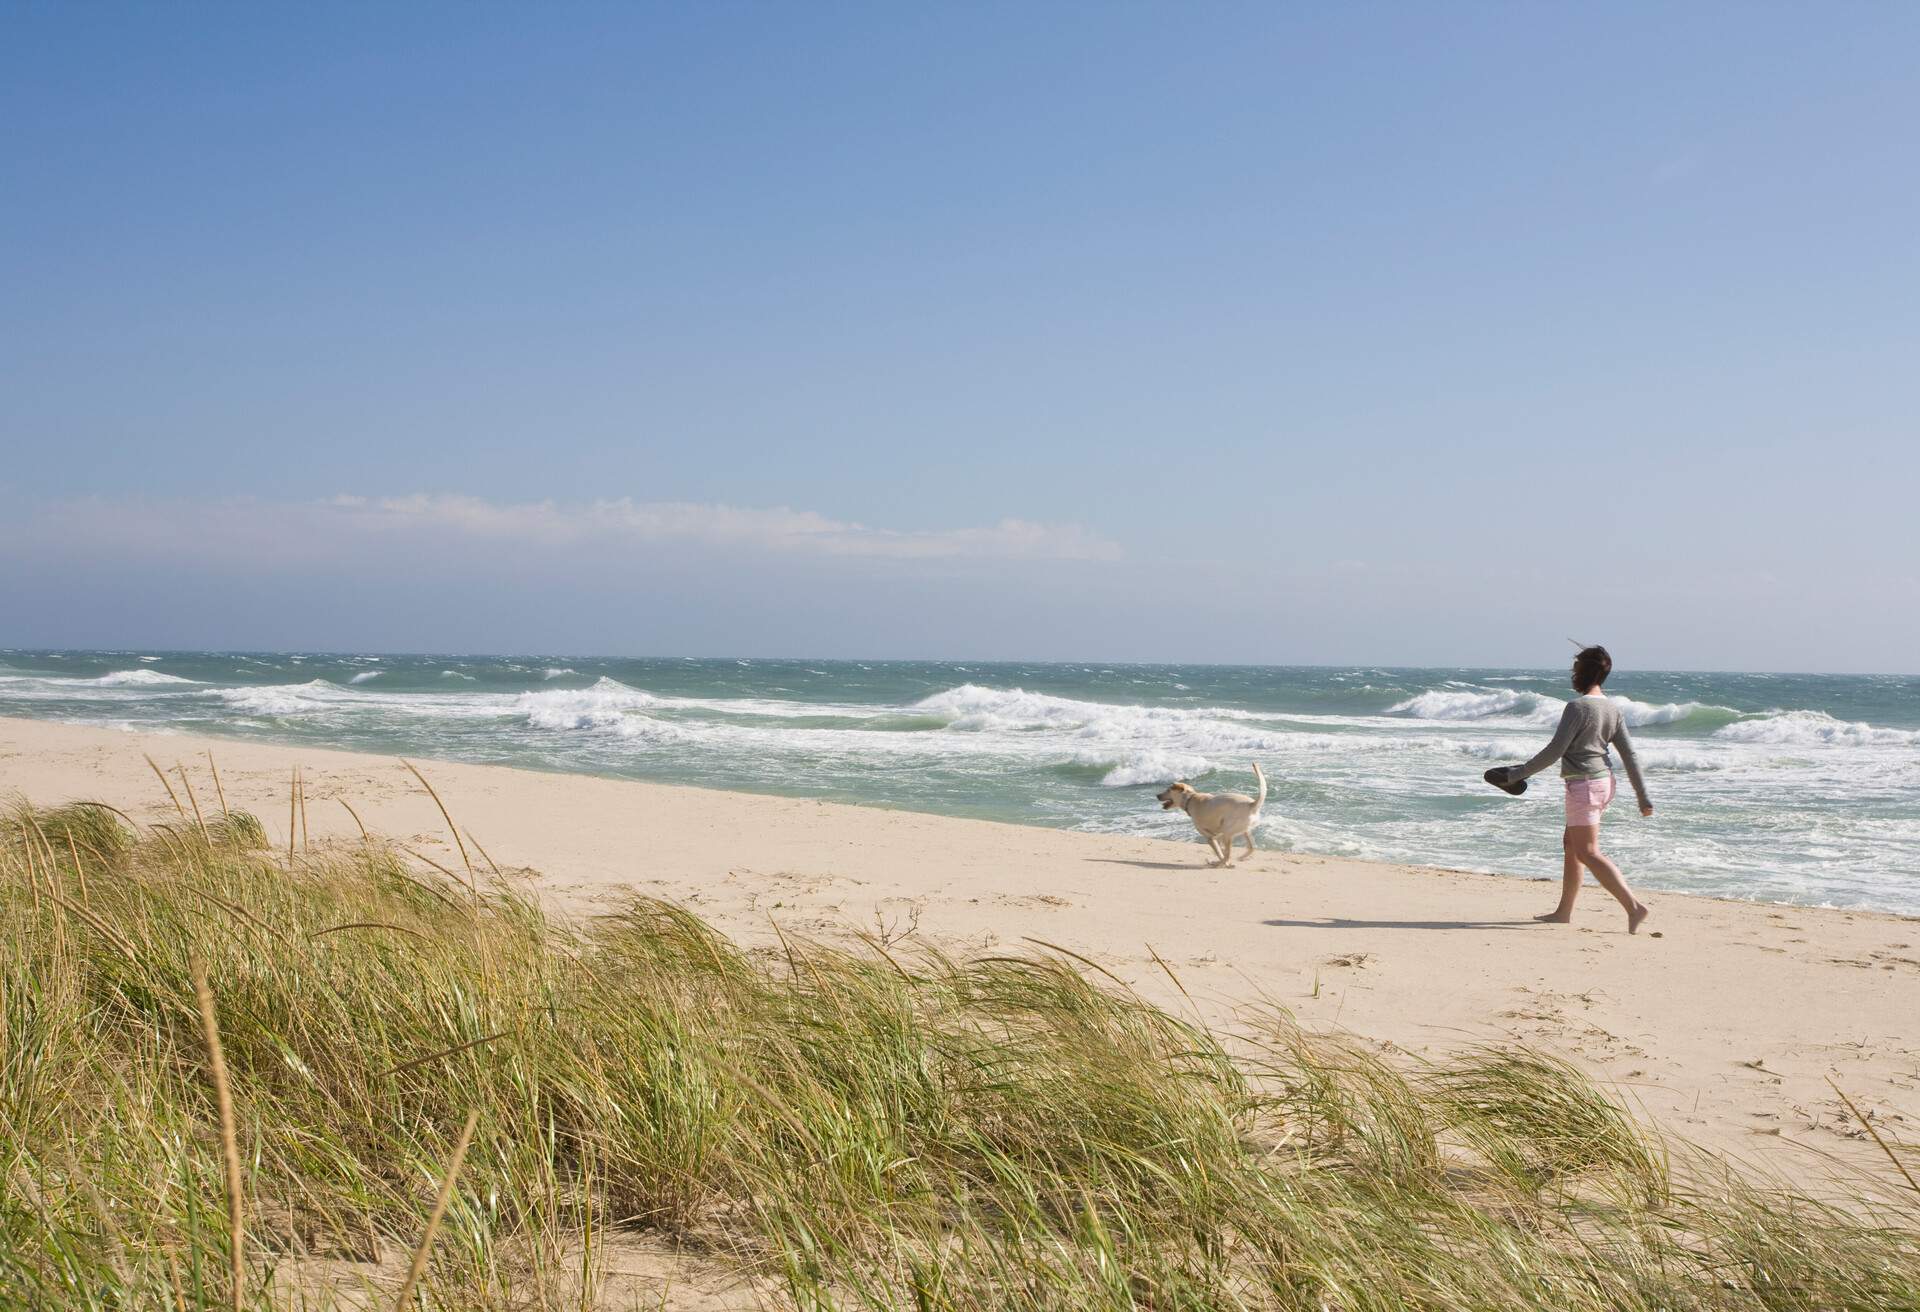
[182,886,303,955]
[1020,935,1130,988]
[1830,1076,1920,1195]
[175,763,210,840]
[207,751,230,818]
[338,797,370,842]
[67,831,90,907]
[298,766,309,854]
[72,799,140,828]
[391,1107,480,1312]
[382,1030,510,1080]
[18,822,44,914]
[192,961,246,1312]
[310,920,430,943]
[288,768,298,863]
[468,834,504,878]
[400,758,474,887]
[398,844,476,898]
[145,753,188,820]
[1145,942,1198,1016]
[47,888,139,962]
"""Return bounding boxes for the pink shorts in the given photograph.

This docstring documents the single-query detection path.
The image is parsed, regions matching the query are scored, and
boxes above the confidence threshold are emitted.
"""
[1564,774,1615,827]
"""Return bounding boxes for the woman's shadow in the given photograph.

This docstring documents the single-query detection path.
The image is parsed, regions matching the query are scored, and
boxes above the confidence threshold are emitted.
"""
[1262,916,1535,930]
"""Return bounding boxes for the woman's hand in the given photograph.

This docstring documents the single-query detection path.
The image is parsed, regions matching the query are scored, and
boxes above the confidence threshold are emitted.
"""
[1640,804,1654,818]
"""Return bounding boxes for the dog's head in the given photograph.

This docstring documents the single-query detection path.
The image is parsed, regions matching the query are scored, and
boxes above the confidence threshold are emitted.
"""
[1156,781,1195,811]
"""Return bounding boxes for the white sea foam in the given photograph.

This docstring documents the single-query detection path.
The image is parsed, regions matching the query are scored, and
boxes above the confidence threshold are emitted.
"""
[1715,710,1920,748]
[217,680,353,716]
[909,686,1295,792]
[90,669,198,687]
[542,667,577,679]
[441,670,476,680]
[1070,747,1217,788]
[915,684,1106,731]
[1388,687,1559,724]
[516,677,661,732]
[916,685,1275,745]
[1455,738,1556,762]
[1390,686,1724,730]
[1609,696,1732,727]
[7,657,1917,915]
[1614,746,1725,771]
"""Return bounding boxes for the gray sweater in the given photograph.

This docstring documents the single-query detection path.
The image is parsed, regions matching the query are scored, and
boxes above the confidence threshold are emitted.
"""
[1509,695,1651,810]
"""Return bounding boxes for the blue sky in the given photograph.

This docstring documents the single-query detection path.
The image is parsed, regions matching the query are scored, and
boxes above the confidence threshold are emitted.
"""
[3,3,1916,670]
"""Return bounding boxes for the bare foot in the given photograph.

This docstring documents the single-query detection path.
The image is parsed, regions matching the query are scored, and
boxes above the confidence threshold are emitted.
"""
[1535,911,1572,924]
[1627,903,1651,935]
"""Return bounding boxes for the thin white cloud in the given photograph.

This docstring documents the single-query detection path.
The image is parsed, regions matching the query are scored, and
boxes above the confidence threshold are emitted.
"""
[35,493,1123,564]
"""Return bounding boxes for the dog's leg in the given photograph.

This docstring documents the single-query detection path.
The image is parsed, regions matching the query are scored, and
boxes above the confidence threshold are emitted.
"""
[1242,830,1257,858]
[1205,835,1224,866]
[1216,832,1234,868]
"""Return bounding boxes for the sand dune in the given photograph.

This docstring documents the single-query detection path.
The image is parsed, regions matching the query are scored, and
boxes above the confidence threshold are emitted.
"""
[4,714,1916,1180]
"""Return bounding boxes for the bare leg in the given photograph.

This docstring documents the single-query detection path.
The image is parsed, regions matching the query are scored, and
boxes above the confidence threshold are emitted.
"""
[1570,826,1649,933]
[1536,827,1583,923]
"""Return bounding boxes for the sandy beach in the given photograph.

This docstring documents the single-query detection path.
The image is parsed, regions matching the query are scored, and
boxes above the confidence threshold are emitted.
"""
[5,714,1917,1181]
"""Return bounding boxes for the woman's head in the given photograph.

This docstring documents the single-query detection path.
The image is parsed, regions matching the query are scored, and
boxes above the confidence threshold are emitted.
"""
[1572,645,1612,693]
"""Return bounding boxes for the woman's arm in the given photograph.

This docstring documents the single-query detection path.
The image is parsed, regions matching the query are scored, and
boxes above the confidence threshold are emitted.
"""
[1508,702,1578,782]
[1612,721,1653,813]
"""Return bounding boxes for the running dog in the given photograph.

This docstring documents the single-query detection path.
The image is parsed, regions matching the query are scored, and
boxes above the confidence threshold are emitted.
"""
[1156,763,1266,867]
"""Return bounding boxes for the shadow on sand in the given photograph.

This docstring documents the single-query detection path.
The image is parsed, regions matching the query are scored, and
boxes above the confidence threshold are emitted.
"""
[1084,857,1210,872]
[1262,917,1536,931]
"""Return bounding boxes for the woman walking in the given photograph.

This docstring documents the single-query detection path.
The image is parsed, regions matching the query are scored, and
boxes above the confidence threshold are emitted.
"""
[1490,645,1654,933]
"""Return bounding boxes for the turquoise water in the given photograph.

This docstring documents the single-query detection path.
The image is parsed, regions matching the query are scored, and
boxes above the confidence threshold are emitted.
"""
[3,650,1917,914]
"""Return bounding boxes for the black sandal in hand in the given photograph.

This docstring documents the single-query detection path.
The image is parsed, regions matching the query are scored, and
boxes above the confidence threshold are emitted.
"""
[1483,766,1528,796]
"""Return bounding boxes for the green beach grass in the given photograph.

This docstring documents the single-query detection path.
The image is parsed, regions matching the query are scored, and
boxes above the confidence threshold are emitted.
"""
[4,777,1919,1310]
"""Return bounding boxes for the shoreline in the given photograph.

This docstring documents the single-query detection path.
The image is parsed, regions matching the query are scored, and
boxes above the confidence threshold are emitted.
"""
[4,714,1918,1177]
[5,709,1898,919]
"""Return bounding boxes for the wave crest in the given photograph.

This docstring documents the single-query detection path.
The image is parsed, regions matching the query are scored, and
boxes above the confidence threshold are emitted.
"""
[1716,710,1920,748]
[218,680,350,716]
[1388,688,1560,724]
[91,669,198,687]
[1391,686,1730,730]
[517,677,667,734]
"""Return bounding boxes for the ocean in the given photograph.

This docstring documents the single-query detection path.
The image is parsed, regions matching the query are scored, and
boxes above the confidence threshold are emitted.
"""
[3,651,1916,915]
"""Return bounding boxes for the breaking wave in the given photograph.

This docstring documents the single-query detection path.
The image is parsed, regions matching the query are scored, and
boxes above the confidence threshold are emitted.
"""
[516,678,663,733]
[1715,710,1920,748]
[1388,687,1560,724]
[90,670,198,687]
[1389,686,1731,729]
[910,685,1289,787]
[218,680,354,716]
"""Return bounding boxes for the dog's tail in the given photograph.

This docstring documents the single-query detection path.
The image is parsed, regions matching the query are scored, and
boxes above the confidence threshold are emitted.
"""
[1251,761,1266,814]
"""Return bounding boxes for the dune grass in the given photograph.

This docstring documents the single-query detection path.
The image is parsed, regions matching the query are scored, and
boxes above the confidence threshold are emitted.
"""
[3,784,1918,1310]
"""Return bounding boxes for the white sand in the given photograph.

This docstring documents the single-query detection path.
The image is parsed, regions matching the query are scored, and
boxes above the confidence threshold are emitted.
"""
[6,715,1917,1181]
